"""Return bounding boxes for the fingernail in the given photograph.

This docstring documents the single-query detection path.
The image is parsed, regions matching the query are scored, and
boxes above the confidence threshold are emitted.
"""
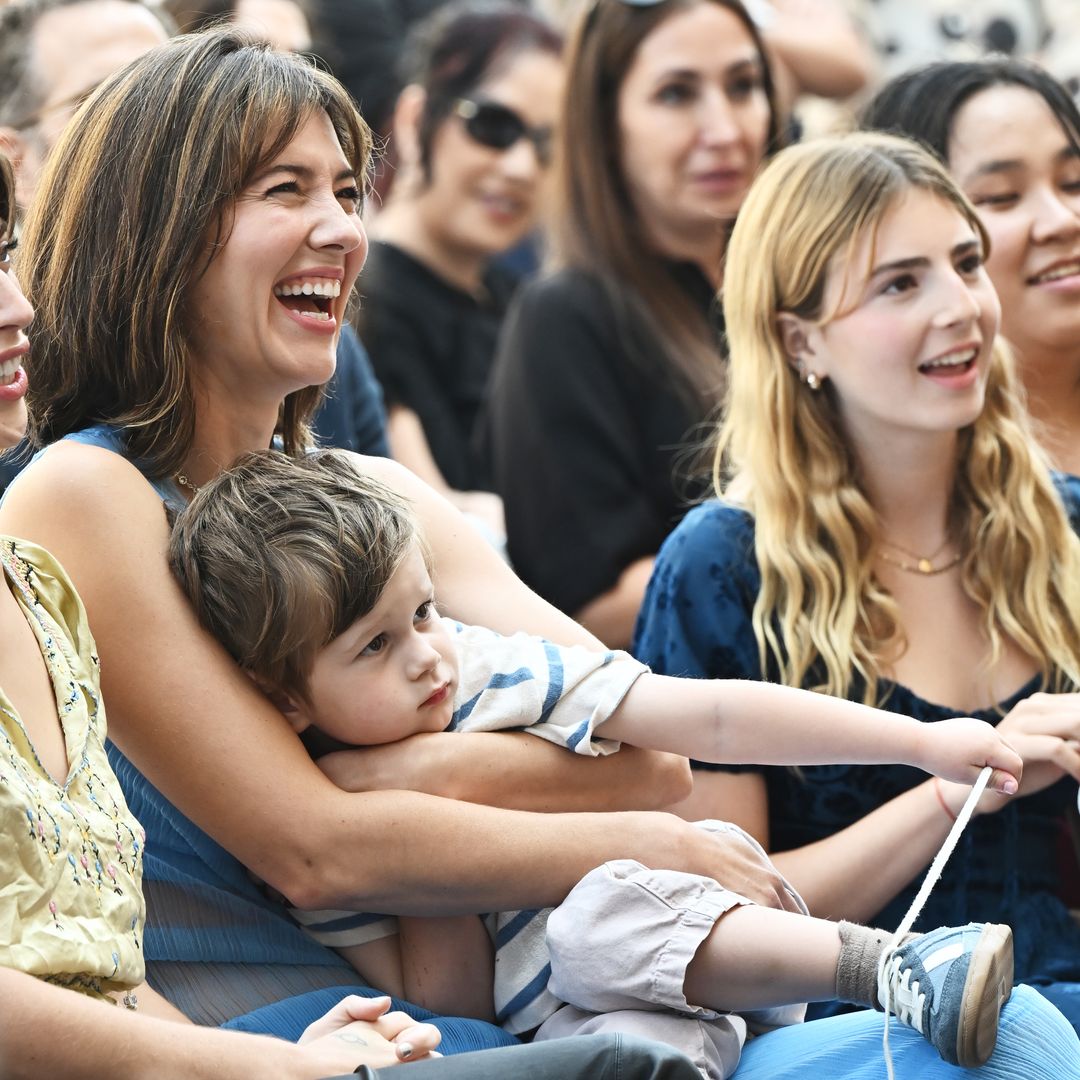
[1003,780,1018,794]
[397,1043,414,1061]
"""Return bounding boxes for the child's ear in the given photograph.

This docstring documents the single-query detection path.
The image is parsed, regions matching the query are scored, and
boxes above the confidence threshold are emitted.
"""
[243,671,311,734]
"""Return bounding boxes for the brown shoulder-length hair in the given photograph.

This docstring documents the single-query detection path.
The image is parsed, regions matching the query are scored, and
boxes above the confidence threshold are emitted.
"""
[551,0,783,407]
[19,28,373,480]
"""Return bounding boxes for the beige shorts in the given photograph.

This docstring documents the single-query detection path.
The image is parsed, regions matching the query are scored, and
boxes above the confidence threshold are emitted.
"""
[537,820,807,1080]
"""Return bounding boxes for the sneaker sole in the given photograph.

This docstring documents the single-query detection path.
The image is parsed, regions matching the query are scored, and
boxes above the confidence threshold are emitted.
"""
[955,923,1014,1068]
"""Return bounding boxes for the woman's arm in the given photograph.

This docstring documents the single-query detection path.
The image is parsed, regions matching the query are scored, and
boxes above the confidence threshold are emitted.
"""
[0,970,439,1080]
[575,556,655,650]
[0,442,788,913]
[701,769,972,922]
[318,734,692,811]
[760,0,874,102]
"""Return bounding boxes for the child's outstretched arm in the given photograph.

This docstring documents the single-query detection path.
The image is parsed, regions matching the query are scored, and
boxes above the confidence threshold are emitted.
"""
[600,676,1022,794]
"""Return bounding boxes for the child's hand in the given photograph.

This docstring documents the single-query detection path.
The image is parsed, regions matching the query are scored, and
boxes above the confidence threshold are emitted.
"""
[914,717,1021,796]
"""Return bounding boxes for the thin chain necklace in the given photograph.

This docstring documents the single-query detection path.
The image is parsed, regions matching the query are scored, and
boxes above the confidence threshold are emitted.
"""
[175,473,200,497]
[878,535,951,576]
[876,546,962,576]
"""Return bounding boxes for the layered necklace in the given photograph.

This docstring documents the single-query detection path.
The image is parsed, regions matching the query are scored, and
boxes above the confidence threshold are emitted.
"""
[876,536,961,576]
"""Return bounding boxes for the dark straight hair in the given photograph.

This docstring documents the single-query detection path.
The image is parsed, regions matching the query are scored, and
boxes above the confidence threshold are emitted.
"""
[551,0,782,410]
[860,58,1080,165]
[19,28,372,480]
[0,154,14,240]
[401,0,562,183]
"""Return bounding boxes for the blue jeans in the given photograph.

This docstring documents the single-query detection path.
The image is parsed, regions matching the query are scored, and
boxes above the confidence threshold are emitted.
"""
[736,985,1080,1080]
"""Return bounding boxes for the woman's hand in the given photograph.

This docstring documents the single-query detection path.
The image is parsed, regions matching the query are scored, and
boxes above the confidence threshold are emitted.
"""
[936,692,1080,817]
[298,995,441,1072]
[912,715,1022,795]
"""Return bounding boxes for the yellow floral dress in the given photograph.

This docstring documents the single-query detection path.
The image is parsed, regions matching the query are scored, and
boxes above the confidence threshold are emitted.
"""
[0,537,145,999]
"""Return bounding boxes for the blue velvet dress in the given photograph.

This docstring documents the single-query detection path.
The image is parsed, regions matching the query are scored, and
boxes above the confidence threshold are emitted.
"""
[634,491,1080,1041]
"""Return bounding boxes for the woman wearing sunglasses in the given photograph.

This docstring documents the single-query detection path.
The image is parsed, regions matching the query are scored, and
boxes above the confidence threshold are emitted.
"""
[357,2,562,541]
[487,0,779,649]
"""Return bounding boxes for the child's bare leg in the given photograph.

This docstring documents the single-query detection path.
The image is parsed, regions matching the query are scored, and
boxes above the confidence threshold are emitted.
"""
[334,936,407,1000]
[399,915,496,1022]
[683,906,857,1011]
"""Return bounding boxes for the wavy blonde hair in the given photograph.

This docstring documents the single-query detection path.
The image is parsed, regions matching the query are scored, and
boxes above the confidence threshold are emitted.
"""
[716,131,1080,704]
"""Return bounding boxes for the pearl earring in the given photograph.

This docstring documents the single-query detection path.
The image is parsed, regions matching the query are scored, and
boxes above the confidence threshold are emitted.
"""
[805,371,822,391]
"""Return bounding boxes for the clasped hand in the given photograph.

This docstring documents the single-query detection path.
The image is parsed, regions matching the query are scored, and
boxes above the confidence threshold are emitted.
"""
[298,994,442,1073]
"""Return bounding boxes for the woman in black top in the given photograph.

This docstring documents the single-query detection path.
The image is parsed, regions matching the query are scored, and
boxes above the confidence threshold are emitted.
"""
[488,0,781,646]
[358,2,563,537]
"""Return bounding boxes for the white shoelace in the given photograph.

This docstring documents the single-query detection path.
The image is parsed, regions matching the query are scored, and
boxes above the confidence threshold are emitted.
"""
[880,766,993,1080]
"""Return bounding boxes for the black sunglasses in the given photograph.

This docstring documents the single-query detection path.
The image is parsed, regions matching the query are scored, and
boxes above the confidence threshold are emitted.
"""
[453,99,554,167]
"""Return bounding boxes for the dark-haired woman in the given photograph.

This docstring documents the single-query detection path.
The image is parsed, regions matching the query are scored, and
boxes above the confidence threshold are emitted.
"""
[357,2,562,538]
[0,147,446,1080]
[488,0,779,648]
[862,59,1080,476]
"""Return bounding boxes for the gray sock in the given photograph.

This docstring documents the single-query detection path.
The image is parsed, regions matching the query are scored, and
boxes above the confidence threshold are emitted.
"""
[835,921,895,1010]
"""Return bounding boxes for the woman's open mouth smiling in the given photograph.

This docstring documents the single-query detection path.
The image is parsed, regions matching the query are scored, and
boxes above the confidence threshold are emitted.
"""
[273,272,343,332]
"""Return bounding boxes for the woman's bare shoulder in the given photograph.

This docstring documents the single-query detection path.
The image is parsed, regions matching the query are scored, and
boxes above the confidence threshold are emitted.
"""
[0,440,171,582]
[4,439,163,516]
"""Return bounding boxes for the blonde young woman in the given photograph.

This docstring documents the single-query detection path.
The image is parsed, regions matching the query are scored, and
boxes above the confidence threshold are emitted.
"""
[635,131,1080,1038]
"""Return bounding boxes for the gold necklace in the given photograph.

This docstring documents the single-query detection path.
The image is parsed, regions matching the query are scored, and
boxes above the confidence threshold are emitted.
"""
[175,473,200,496]
[876,547,962,576]
[878,535,951,575]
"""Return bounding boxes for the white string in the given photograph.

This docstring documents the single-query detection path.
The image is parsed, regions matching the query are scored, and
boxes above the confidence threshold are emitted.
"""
[881,766,993,1080]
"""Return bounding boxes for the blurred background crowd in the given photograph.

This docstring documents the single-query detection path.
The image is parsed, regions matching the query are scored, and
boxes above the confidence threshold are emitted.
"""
[3,0,1080,645]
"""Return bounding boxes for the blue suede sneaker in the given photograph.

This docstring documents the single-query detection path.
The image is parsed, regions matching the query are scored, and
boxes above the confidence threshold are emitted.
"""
[877,922,1013,1067]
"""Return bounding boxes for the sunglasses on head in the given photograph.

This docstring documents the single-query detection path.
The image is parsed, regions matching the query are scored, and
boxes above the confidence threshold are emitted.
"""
[453,99,554,167]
